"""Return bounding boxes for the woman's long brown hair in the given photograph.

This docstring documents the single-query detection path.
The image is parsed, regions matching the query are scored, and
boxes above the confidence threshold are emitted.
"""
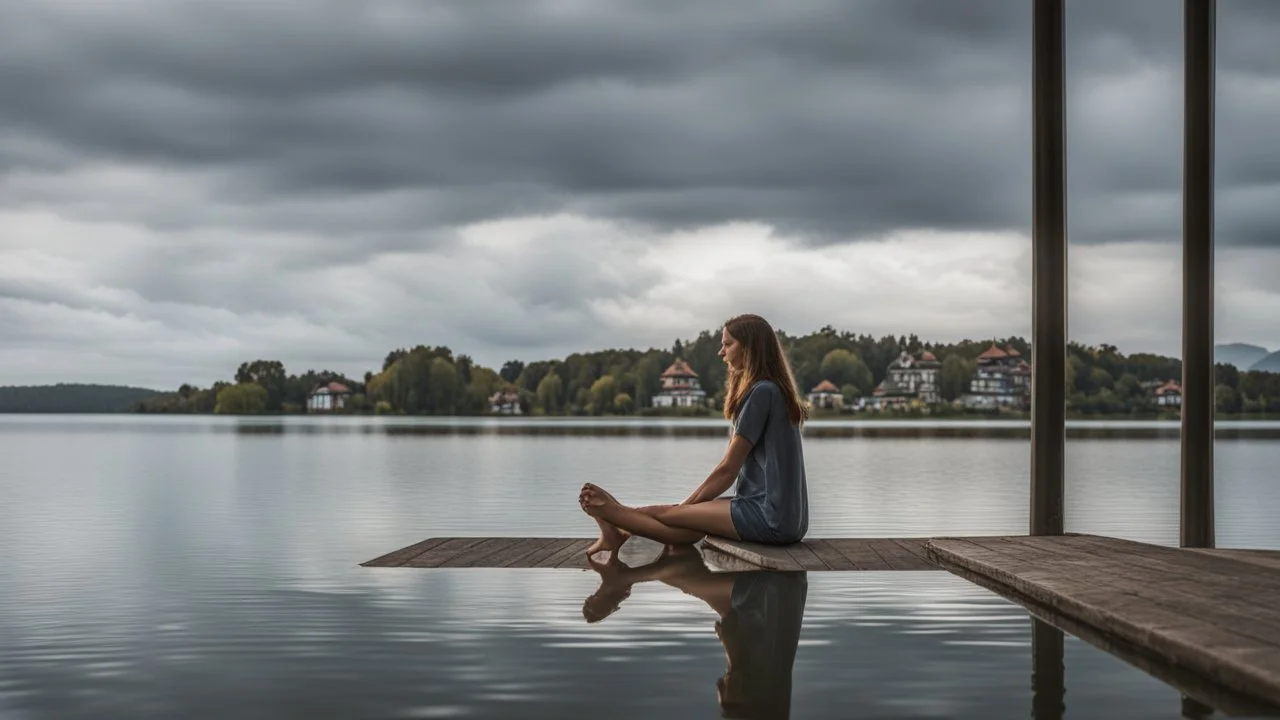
[721,314,807,426]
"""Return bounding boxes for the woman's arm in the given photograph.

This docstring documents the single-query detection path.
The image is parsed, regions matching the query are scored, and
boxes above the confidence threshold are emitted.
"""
[681,434,754,504]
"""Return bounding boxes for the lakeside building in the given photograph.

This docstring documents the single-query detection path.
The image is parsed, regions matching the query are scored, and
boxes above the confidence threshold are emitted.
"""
[961,344,1032,410]
[1153,379,1183,409]
[806,379,843,409]
[887,350,942,405]
[651,358,707,408]
[307,381,352,412]
[489,389,522,415]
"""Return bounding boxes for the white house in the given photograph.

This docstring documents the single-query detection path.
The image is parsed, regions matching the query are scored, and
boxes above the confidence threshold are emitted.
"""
[651,358,707,408]
[807,379,843,409]
[489,389,522,415]
[1154,379,1182,408]
[307,382,352,412]
[887,350,942,404]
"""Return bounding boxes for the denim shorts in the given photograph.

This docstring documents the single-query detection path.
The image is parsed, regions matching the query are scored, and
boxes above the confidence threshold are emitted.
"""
[729,496,799,545]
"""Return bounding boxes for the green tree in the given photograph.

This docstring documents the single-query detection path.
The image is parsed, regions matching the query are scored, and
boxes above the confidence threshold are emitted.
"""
[500,360,525,384]
[841,383,859,404]
[940,355,975,401]
[590,375,619,415]
[536,373,563,414]
[614,392,635,414]
[214,383,268,414]
[428,357,459,415]
[234,360,287,411]
[818,349,873,393]
[1216,384,1241,414]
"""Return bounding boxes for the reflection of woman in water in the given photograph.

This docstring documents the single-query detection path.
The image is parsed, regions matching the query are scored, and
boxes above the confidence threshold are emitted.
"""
[583,550,807,719]
[579,314,810,554]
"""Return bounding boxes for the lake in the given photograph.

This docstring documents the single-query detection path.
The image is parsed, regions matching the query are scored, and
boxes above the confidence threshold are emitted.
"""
[2,414,1277,718]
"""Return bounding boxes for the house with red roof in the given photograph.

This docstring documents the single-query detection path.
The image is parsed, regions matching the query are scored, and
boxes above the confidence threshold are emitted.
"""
[489,389,522,415]
[961,343,1032,410]
[307,381,352,412]
[864,376,916,411]
[887,350,942,404]
[806,379,843,409]
[651,358,707,408]
[1153,379,1182,408]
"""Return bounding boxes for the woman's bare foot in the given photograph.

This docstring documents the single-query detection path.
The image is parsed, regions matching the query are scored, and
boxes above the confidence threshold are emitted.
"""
[586,517,631,556]
[580,483,630,555]
[579,484,616,518]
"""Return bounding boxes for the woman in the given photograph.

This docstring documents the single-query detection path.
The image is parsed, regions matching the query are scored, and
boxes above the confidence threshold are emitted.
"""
[579,313,809,553]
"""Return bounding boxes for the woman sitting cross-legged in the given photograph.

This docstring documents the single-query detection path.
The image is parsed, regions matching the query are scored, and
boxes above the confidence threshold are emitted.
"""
[579,313,809,553]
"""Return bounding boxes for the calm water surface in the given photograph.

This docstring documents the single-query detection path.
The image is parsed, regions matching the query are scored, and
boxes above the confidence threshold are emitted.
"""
[2,415,1278,718]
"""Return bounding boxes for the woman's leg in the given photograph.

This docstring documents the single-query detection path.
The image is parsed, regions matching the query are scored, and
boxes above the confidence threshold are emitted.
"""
[585,503,692,554]
[581,484,739,545]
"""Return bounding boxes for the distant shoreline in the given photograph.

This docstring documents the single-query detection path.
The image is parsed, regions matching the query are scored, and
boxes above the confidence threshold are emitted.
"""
[4,412,1280,441]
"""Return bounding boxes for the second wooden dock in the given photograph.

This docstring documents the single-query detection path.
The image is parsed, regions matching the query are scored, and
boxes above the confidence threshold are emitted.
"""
[926,533,1280,709]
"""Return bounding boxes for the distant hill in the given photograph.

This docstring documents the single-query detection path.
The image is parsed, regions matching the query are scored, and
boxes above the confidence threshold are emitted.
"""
[1250,350,1280,374]
[0,384,164,413]
[1216,343,1270,371]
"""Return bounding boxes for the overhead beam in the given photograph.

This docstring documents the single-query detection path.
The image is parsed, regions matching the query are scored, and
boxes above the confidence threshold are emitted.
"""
[1181,0,1216,549]
[1031,0,1067,536]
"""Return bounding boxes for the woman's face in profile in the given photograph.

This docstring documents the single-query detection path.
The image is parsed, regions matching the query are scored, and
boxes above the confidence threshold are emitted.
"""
[719,328,745,371]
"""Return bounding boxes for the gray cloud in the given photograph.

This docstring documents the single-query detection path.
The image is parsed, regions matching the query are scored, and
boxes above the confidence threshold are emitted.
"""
[0,0,1279,386]
[4,0,1278,244]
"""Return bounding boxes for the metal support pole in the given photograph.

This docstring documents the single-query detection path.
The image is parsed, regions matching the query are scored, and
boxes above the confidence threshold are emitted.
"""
[1181,0,1215,549]
[1031,0,1067,536]
[1031,619,1066,720]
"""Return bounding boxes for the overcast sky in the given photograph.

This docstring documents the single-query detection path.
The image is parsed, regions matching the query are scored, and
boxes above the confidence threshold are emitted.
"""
[2,0,1278,389]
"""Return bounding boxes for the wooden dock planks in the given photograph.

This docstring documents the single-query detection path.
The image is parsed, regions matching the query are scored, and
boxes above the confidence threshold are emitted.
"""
[926,533,1280,708]
[701,536,936,571]
[361,536,938,571]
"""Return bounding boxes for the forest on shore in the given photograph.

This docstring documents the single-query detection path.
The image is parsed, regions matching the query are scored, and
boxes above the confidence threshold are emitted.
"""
[109,326,1280,418]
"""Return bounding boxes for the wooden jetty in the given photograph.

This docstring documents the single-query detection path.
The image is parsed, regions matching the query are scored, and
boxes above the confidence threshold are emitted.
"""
[927,533,1280,709]
[360,535,937,571]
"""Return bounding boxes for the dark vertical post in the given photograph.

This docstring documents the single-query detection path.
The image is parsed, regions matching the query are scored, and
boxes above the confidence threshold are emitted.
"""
[1181,0,1215,549]
[1031,0,1067,536]
[1031,619,1066,720]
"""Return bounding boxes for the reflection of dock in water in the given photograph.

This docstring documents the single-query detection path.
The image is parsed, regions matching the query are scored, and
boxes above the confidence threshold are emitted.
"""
[365,533,1280,714]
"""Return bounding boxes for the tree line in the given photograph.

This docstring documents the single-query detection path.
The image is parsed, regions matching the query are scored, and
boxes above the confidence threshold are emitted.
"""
[131,326,1280,417]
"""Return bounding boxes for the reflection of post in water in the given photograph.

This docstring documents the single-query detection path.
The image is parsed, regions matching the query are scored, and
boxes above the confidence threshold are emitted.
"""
[583,549,808,719]
[1031,618,1065,720]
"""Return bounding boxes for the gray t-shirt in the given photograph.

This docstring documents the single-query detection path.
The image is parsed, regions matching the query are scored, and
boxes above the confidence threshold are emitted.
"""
[732,380,809,542]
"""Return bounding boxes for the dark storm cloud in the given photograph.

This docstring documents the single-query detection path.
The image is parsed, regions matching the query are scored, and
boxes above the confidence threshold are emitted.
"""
[3,0,1277,247]
[2,0,1280,387]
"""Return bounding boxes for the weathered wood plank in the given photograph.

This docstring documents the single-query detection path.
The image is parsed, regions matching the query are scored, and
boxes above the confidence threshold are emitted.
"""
[1191,548,1280,572]
[805,539,857,571]
[544,540,593,568]
[360,536,931,573]
[867,538,933,570]
[927,533,1280,707]
[403,537,490,568]
[438,537,529,568]
[824,538,892,571]
[784,542,831,571]
[942,561,1280,718]
[360,537,450,567]
[494,538,562,568]
[890,538,934,565]
[701,537,801,570]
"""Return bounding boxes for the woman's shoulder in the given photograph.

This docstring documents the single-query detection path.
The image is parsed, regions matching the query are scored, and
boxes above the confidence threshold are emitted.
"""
[748,379,781,397]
